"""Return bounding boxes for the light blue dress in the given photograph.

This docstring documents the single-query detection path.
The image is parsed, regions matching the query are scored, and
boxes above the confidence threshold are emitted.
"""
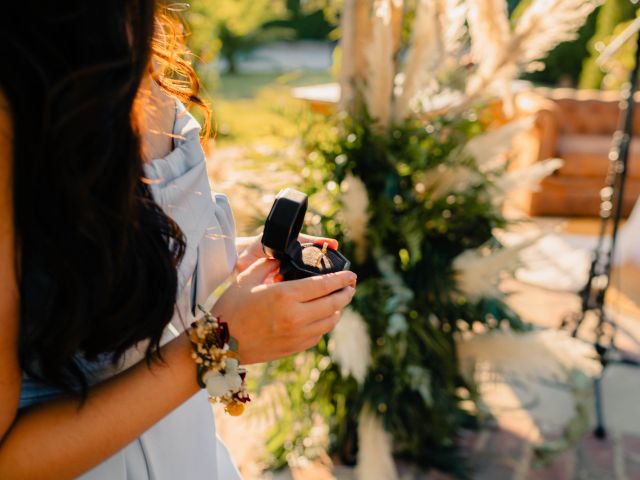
[19,102,242,479]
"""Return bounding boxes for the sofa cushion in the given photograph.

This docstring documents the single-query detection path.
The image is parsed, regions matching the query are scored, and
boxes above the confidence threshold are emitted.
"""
[555,134,640,179]
[528,175,640,217]
[546,89,640,136]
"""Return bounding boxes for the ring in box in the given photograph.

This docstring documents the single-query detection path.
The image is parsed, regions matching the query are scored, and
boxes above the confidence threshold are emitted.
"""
[262,188,351,280]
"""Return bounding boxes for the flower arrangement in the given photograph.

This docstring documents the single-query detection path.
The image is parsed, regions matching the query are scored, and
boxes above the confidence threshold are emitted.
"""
[258,0,600,476]
[189,306,250,416]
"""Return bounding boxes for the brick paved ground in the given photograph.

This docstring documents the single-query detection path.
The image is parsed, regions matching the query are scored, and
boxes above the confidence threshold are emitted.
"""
[276,428,640,479]
[449,428,640,480]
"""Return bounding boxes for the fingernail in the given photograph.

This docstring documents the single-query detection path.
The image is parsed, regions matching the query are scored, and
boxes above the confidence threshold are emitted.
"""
[314,239,339,250]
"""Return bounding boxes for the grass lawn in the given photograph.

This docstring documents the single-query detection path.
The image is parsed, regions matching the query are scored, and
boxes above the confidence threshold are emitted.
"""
[214,70,334,99]
[201,70,333,147]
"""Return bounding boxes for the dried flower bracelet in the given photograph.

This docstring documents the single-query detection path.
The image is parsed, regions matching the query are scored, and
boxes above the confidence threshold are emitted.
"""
[188,305,250,416]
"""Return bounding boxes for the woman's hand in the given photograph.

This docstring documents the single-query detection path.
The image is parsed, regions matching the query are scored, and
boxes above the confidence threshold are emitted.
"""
[212,258,356,364]
[235,233,339,275]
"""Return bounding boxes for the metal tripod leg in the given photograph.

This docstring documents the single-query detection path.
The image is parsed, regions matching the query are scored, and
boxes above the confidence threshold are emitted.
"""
[593,375,606,439]
[559,29,640,442]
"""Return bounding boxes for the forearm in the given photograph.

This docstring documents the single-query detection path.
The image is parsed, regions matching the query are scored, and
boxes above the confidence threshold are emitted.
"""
[0,333,199,480]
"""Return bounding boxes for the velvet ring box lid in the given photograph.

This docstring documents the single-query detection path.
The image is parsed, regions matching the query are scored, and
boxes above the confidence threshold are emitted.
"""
[262,188,351,280]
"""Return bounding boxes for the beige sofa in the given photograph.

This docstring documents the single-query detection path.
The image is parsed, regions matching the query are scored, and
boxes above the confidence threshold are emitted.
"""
[513,88,640,217]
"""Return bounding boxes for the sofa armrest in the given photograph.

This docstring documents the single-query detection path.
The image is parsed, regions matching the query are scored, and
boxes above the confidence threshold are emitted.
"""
[534,107,559,161]
[515,91,559,163]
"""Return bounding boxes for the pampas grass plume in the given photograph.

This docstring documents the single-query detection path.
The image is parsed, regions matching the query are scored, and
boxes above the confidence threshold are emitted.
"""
[329,308,372,384]
[356,406,399,480]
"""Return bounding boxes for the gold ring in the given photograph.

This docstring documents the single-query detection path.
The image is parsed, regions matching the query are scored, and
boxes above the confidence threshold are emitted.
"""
[316,241,329,268]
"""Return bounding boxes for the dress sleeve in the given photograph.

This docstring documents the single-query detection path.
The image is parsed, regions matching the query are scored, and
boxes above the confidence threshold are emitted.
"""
[193,192,238,308]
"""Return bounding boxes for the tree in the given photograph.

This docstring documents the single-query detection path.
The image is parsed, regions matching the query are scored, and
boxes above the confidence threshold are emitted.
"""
[187,0,289,74]
[262,0,335,40]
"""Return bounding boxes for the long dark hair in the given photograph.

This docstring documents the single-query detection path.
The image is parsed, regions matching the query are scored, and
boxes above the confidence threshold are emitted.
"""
[0,1,193,394]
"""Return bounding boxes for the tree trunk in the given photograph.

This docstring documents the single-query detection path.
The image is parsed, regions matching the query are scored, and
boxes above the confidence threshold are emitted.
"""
[224,50,238,74]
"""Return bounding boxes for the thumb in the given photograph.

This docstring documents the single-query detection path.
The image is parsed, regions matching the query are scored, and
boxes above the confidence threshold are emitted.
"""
[237,257,280,286]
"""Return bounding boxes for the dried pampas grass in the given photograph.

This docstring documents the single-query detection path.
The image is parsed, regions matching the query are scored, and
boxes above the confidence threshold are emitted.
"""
[394,0,468,121]
[452,234,543,300]
[465,0,599,107]
[344,0,597,125]
[513,0,601,73]
[394,0,443,121]
[356,406,398,480]
[365,0,396,129]
[339,174,370,263]
[339,0,358,111]
[457,329,601,383]
[442,0,467,56]
[494,158,564,199]
[465,117,535,172]
[418,163,482,199]
[329,308,372,384]
[467,0,510,77]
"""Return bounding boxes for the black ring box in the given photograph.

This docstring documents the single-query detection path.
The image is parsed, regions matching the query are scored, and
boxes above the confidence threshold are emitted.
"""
[262,188,351,280]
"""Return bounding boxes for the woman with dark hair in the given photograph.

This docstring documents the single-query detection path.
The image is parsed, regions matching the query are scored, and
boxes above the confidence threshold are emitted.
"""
[0,1,356,478]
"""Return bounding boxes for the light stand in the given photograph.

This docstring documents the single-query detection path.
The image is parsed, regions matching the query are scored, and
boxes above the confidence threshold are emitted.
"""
[560,21,640,439]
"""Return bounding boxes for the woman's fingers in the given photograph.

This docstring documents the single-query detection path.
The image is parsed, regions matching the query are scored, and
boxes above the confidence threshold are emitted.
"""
[294,311,342,353]
[297,335,324,353]
[303,311,341,338]
[296,286,355,322]
[311,238,339,250]
[298,233,339,250]
[285,271,357,302]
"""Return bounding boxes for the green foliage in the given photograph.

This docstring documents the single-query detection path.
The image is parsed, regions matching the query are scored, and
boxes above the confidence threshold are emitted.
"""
[296,0,344,27]
[582,12,640,91]
[264,0,335,40]
[579,0,638,89]
[187,0,338,80]
[261,110,528,476]
[187,0,290,74]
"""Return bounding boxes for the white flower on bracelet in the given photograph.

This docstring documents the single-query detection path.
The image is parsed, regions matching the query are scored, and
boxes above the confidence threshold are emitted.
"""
[203,358,243,398]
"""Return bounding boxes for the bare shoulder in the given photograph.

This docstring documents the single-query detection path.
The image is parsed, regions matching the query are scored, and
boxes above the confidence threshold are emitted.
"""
[0,90,21,440]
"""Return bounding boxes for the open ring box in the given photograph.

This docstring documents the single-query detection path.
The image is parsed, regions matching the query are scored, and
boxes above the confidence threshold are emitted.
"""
[262,188,351,281]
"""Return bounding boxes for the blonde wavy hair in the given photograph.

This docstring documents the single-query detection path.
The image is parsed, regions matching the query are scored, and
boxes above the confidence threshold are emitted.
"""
[149,10,212,142]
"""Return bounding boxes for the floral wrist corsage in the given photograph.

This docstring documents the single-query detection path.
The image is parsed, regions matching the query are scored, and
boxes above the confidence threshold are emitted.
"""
[188,305,250,416]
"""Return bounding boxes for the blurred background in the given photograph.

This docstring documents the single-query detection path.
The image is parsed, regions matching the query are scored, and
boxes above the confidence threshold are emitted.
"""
[179,1,640,479]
